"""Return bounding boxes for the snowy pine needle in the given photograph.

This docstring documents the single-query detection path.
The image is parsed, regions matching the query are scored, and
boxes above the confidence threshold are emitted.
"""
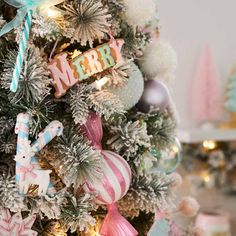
[32,12,64,40]
[60,193,96,233]
[69,83,91,124]
[89,90,124,120]
[0,45,51,104]
[52,130,103,189]
[104,59,132,88]
[63,0,111,46]
[107,120,151,159]
[118,172,174,217]
[0,173,24,212]
[0,16,5,28]
[141,110,176,150]
[70,83,124,124]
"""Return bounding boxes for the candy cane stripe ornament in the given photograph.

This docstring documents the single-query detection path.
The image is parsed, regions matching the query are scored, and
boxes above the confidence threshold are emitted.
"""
[0,0,65,92]
[84,151,132,205]
[15,112,63,195]
[80,112,138,236]
[11,10,33,92]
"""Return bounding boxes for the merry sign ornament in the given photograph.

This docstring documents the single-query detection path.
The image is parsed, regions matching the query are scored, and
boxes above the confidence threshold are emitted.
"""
[48,39,124,98]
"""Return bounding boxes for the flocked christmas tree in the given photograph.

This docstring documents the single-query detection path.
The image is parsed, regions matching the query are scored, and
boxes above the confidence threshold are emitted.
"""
[0,0,200,235]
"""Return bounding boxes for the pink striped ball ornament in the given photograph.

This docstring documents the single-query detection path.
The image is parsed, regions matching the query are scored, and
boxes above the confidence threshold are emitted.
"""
[80,112,137,236]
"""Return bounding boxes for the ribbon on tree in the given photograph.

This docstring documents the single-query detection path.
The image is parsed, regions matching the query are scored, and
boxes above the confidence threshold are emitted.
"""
[80,112,138,236]
[0,0,64,92]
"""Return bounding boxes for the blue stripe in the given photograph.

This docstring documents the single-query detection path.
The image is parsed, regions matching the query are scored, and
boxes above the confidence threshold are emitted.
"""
[16,174,20,182]
[44,131,52,146]
[18,131,28,138]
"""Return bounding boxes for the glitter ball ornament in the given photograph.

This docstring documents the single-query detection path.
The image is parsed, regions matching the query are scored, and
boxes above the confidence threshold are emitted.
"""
[140,40,177,79]
[108,63,144,110]
[136,80,171,113]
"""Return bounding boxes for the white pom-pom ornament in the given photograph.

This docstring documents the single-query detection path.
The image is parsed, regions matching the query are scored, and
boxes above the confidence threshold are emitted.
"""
[108,63,144,110]
[123,0,157,27]
[140,40,178,79]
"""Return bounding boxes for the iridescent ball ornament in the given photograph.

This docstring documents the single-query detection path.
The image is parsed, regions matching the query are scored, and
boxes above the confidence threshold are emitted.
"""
[136,80,171,113]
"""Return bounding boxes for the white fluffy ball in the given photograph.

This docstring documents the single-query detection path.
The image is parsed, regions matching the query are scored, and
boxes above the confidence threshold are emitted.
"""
[123,0,157,27]
[140,40,178,78]
[108,63,144,110]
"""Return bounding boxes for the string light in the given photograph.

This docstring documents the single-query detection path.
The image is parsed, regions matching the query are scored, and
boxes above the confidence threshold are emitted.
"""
[172,144,179,154]
[95,77,109,90]
[80,218,102,236]
[202,140,217,151]
[200,170,215,188]
[46,7,63,18]
[42,221,67,236]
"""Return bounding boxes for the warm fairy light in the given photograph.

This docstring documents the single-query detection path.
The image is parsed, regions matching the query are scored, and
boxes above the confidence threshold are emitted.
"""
[47,8,62,18]
[172,144,179,154]
[95,77,109,90]
[202,140,217,150]
[201,171,210,183]
[81,218,102,236]
[71,49,82,59]
[204,175,210,183]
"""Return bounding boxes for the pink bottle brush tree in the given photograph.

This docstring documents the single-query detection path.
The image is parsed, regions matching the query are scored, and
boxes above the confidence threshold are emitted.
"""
[191,45,223,127]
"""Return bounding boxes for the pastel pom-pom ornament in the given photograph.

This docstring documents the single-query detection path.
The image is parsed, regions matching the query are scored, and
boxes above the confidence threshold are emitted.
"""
[178,197,200,217]
[108,63,144,110]
[136,80,171,113]
[80,113,138,236]
[169,172,183,188]
[123,0,157,27]
[193,227,205,236]
[140,40,177,79]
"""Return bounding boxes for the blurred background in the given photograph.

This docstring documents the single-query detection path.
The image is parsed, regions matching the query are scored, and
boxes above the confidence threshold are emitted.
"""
[158,0,236,235]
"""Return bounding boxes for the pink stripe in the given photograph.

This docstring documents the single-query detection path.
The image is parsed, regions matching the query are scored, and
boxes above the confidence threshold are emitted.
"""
[20,125,29,133]
[101,174,116,203]
[39,138,46,150]
[108,151,131,179]
[85,183,108,204]
[103,153,127,198]
[18,139,28,146]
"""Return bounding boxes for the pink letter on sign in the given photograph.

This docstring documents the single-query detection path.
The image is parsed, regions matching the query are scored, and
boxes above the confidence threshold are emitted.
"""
[48,53,78,98]
[109,39,124,64]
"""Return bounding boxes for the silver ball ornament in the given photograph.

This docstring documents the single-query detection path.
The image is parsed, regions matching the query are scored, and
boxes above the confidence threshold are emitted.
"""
[136,80,171,113]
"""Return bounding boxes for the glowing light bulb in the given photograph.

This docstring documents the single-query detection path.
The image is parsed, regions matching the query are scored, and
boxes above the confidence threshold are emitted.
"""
[95,77,109,90]
[202,140,217,150]
[47,8,61,18]
[172,144,179,154]
[204,175,210,183]
[200,171,215,188]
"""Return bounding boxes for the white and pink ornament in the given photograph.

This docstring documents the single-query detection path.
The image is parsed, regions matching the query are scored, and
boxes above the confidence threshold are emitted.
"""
[80,112,137,236]
[0,209,37,236]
